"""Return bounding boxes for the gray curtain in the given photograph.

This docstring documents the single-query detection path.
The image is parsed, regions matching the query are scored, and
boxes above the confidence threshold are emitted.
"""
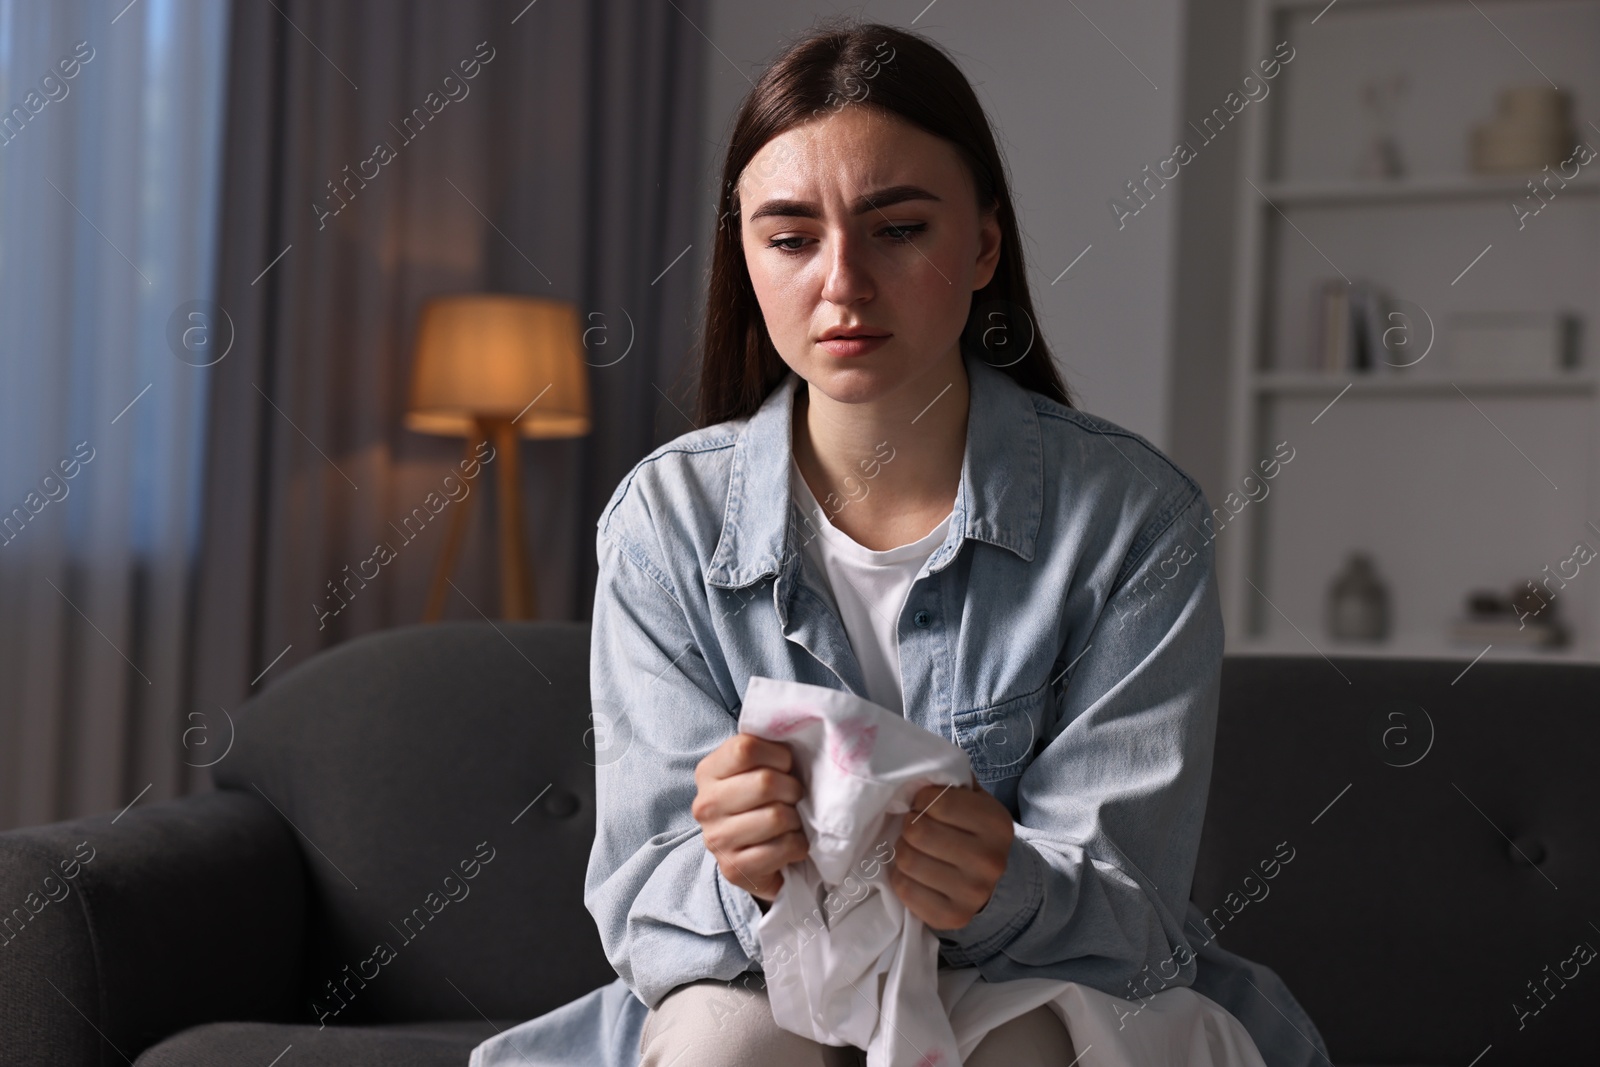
[182,0,709,796]
[0,0,231,831]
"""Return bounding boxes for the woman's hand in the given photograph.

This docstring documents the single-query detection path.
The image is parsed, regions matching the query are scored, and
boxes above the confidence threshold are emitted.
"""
[888,773,1015,931]
[693,733,808,908]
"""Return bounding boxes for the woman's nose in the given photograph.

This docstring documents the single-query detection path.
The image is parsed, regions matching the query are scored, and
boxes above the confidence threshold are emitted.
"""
[820,234,875,304]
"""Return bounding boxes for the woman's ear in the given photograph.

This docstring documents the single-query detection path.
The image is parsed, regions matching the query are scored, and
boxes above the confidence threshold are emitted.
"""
[973,206,1002,292]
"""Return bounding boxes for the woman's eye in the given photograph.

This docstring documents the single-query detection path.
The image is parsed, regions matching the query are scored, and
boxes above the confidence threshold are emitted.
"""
[766,223,927,256]
[880,223,925,243]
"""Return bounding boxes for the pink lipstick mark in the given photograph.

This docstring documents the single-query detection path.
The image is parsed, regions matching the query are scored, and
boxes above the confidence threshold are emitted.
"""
[766,708,821,737]
[828,718,878,772]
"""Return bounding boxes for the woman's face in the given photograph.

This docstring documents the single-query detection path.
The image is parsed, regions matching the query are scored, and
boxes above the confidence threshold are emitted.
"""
[737,106,1002,405]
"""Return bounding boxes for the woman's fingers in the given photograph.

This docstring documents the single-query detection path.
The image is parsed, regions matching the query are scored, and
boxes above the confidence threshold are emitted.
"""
[730,763,805,811]
[887,860,964,929]
[889,833,969,896]
[692,734,810,903]
[908,783,991,834]
[713,828,809,900]
[899,806,974,864]
[704,800,805,855]
[739,828,809,871]
[903,798,1010,867]
[890,796,1013,928]
[698,732,793,782]
[693,762,804,823]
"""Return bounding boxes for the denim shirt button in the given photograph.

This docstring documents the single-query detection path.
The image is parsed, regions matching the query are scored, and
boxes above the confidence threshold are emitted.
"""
[912,609,931,628]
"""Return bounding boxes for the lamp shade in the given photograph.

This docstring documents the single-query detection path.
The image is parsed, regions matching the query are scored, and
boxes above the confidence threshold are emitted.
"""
[405,293,591,439]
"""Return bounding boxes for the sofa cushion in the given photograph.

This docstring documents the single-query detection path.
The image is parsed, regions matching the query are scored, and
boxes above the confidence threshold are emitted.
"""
[212,621,617,1025]
[1194,654,1599,1064]
[134,1019,520,1066]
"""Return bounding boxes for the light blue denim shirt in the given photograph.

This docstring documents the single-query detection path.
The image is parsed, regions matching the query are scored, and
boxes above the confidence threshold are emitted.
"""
[470,348,1330,1067]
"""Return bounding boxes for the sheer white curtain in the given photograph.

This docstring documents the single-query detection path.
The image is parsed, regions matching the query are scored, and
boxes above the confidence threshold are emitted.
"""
[0,0,230,830]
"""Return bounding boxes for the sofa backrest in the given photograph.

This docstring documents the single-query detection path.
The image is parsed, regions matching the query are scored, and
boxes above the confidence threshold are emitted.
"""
[1193,653,1597,1063]
[215,620,615,1025]
[219,622,1599,1060]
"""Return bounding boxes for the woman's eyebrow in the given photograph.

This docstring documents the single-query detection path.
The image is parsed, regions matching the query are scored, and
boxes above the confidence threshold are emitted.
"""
[747,184,942,221]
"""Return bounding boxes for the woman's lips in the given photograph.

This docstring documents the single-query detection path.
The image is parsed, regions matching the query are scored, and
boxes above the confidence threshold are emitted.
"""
[818,335,891,357]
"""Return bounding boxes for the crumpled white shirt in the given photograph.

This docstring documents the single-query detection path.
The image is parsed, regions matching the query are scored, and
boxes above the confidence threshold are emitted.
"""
[738,675,1269,1067]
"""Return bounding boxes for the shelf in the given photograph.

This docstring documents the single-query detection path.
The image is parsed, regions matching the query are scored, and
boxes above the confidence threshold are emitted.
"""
[1270,0,1598,12]
[1229,633,1600,664]
[1251,370,1598,394]
[1257,174,1600,208]
[1222,0,1600,660]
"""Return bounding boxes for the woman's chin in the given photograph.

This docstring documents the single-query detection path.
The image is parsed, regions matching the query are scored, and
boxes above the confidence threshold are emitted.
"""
[800,362,906,406]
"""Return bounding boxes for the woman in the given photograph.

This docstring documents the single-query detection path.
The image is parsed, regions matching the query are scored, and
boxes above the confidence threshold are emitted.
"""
[472,18,1328,1067]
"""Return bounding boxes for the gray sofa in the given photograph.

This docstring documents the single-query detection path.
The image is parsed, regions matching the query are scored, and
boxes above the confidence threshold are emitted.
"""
[0,620,1590,1065]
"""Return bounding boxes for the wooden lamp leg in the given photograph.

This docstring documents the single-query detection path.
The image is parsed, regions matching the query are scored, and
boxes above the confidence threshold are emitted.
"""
[488,417,537,619]
[422,429,486,622]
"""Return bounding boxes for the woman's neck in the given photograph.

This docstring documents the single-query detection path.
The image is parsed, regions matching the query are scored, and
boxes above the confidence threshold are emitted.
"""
[792,349,969,552]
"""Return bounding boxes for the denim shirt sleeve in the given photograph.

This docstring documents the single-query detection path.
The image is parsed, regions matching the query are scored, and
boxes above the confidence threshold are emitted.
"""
[932,486,1224,998]
[582,525,767,1011]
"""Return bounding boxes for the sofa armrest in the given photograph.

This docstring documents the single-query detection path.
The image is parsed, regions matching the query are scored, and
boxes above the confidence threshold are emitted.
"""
[0,788,307,1067]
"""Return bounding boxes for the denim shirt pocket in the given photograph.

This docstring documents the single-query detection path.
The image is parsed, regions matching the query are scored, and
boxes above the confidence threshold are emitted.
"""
[952,675,1052,787]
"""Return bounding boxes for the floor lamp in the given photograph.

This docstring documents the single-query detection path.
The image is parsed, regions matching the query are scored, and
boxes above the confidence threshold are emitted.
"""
[404,294,590,621]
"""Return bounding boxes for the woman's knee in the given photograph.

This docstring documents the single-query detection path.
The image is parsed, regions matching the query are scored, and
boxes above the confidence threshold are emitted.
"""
[639,972,862,1067]
[964,1003,1075,1067]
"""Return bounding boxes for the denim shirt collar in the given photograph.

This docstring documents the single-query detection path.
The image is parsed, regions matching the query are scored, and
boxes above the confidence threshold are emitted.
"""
[706,348,1043,590]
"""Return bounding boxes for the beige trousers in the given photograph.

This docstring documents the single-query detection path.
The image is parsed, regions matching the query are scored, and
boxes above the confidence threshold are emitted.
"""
[638,970,1076,1067]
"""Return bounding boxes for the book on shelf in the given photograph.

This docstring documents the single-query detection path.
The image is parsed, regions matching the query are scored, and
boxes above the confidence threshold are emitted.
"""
[1304,278,1393,374]
[1448,617,1568,648]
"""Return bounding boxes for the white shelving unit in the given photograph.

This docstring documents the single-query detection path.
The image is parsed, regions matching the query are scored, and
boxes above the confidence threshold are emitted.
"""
[1252,371,1599,396]
[1221,0,1600,662]
[1261,173,1600,207]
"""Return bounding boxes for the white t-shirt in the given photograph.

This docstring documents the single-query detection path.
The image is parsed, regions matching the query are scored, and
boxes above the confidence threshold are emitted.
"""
[790,454,952,716]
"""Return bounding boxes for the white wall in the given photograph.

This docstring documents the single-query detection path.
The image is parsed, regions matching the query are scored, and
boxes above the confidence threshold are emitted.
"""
[1169,0,1248,502]
[689,0,1201,455]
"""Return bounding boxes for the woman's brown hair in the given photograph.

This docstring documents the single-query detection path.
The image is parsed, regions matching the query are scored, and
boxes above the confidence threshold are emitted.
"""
[694,17,1076,426]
